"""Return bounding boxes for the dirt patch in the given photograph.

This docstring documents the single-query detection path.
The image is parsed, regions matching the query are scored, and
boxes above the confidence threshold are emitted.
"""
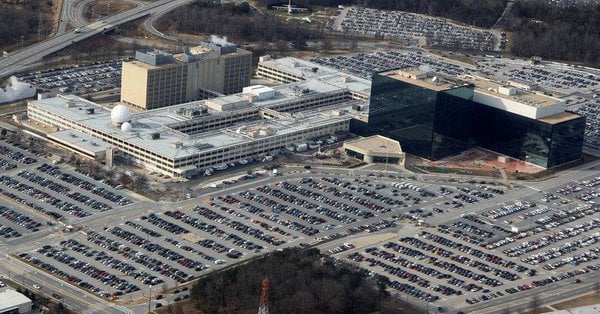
[84,0,136,22]
[551,292,600,310]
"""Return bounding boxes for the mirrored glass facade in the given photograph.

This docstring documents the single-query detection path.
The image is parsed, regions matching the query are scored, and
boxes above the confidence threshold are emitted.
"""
[361,72,585,168]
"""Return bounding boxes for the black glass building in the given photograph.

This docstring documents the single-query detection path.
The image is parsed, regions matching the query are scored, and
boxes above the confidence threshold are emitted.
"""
[358,71,585,168]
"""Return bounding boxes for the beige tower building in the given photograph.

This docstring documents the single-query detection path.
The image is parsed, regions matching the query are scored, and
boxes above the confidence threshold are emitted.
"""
[121,37,252,110]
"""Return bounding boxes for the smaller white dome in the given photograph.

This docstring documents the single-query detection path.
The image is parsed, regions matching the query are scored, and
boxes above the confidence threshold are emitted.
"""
[111,105,131,126]
[121,122,132,132]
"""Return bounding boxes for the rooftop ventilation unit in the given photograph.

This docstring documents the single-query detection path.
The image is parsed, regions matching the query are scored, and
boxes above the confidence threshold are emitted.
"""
[147,132,160,140]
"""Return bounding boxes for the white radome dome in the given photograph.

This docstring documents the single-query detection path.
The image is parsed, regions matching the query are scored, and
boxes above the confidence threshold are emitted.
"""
[111,105,131,126]
[121,122,132,132]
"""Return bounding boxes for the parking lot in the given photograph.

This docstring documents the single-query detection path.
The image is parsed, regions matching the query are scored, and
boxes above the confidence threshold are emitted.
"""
[16,59,129,96]
[15,173,498,301]
[336,7,498,51]
[313,50,472,80]
[335,171,600,312]
[0,135,136,224]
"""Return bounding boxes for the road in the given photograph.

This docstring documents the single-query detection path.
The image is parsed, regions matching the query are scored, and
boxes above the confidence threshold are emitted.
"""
[0,255,122,313]
[0,0,194,79]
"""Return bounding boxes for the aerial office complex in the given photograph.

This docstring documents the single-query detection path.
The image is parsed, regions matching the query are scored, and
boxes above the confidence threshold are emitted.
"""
[28,62,370,177]
[120,37,253,110]
[27,56,582,178]
[366,69,585,168]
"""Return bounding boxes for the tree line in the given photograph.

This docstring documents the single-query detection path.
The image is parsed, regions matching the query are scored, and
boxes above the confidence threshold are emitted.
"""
[506,0,600,66]
[172,1,324,43]
[189,247,383,314]
[0,1,53,47]
[255,0,506,28]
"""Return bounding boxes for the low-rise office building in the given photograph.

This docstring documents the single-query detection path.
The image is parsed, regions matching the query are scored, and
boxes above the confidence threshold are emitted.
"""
[344,135,405,166]
[28,73,368,177]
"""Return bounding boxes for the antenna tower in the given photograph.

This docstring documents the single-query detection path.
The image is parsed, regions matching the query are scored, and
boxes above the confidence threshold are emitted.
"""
[258,276,269,314]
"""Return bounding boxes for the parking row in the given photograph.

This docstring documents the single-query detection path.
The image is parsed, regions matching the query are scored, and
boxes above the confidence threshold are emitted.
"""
[164,209,265,252]
[18,170,112,211]
[0,144,36,165]
[86,230,194,283]
[0,187,62,220]
[0,158,17,170]
[39,164,132,206]
[0,205,42,232]
[0,175,91,218]
[348,249,440,302]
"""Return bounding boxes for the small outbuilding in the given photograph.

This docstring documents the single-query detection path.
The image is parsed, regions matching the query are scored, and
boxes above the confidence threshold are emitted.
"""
[343,135,404,167]
[0,289,32,314]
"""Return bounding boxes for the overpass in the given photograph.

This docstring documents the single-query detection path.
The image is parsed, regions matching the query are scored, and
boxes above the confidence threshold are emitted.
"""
[0,0,194,79]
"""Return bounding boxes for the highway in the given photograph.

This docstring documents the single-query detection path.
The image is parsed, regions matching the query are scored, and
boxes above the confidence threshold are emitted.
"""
[0,0,194,79]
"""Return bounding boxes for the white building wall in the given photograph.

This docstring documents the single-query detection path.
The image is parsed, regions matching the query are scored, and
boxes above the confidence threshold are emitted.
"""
[28,102,350,177]
[473,91,565,119]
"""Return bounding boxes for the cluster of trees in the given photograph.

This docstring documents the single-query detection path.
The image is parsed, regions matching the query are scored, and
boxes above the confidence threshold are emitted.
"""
[507,0,600,66]
[190,248,382,314]
[254,0,354,8]
[172,1,324,42]
[0,1,46,46]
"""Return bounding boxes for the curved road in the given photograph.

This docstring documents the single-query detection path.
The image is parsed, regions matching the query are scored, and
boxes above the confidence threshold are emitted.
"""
[0,0,194,79]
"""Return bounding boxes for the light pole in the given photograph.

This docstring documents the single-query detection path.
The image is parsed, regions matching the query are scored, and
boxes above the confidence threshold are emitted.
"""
[147,284,152,313]
[380,145,389,171]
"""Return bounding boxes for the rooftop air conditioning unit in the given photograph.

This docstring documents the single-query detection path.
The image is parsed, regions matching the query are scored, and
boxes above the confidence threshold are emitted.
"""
[147,132,160,140]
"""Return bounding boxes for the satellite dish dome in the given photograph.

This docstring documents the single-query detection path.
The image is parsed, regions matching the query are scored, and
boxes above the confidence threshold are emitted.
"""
[111,105,131,126]
[121,122,132,132]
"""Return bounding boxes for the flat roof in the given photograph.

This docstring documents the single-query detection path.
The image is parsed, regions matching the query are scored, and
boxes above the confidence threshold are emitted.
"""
[345,135,402,154]
[258,57,371,97]
[259,57,339,79]
[470,78,559,108]
[538,111,582,125]
[0,289,31,309]
[378,69,456,92]
[48,129,110,153]
[31,93,352,160]
[378,68,561,108]
[125,60,161,70]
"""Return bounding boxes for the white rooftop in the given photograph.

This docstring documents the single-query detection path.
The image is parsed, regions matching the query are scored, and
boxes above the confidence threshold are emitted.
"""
[32,92,352,160]
[259,57,371,97]
[48,129,110,154]
[0,289,31,310]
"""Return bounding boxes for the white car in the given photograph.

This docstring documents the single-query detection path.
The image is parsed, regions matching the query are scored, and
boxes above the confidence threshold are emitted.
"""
[33,284,41,290]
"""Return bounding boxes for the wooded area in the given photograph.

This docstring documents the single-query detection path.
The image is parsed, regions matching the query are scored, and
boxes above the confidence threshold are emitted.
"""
[507,0,600,66]
[189,248,383,314]
[0,1,52,46]
[255,0,506,28]
[172,1,324,43]
[252,0,600,66]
